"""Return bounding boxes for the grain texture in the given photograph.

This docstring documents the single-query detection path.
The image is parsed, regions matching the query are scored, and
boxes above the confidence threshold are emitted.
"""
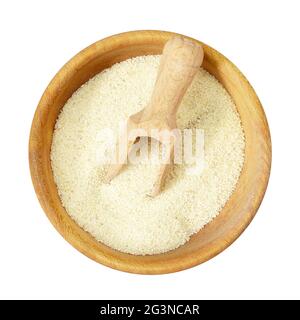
[29,30,272,274]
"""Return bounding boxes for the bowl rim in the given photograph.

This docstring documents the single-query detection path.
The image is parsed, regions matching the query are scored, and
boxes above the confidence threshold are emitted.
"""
[29,30,272,274]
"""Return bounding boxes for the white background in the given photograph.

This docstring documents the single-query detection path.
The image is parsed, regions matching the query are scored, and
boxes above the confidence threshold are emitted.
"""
[0,0,299,300]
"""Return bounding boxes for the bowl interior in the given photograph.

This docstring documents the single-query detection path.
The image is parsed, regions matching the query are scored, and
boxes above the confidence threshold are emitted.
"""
[29,31,271,274]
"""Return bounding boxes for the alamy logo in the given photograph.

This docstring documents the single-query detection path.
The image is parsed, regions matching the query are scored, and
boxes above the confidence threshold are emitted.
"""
[95,121,205,176]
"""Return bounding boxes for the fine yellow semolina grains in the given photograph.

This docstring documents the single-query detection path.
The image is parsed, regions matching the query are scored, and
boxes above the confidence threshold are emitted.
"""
[51,55,245,255]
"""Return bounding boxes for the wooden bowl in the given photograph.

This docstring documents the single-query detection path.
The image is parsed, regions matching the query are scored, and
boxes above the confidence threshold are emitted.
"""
[29,30,271,274]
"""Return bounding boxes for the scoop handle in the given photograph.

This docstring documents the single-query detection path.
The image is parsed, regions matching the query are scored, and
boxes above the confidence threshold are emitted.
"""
[143,36,204,119]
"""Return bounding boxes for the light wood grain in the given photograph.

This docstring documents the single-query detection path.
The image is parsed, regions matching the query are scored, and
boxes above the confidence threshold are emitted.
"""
[29,30,272,274]
[105,36,204,195]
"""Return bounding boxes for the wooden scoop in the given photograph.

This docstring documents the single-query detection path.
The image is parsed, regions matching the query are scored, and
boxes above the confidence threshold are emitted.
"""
[105,36,204,196]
